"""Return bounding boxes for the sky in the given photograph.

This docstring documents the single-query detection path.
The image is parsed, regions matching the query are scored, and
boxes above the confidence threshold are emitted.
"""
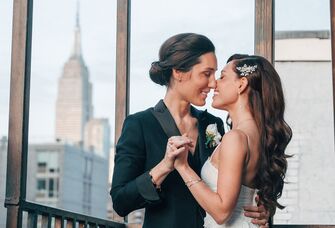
[0,0,331,144]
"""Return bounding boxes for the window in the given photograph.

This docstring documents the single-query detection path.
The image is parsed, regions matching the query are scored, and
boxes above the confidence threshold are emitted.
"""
[37,162,47,173]
[273,0,334,224]
[129,0,255,120]
[48,178,54,197]
[25,1,115,218]
[37,179,46,190]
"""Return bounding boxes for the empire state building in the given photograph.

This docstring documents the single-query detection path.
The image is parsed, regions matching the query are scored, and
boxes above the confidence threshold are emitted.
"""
[55,7,93,144]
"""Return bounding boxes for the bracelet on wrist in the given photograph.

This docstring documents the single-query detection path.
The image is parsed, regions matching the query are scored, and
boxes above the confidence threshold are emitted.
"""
[149,170,161,191]
[185,178,200,185]
[185,178,202,188]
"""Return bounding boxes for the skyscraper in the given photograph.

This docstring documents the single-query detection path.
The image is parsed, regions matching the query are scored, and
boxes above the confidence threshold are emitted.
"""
[55,3,93,144]
[29,2,111,218]
[84,118,111,158]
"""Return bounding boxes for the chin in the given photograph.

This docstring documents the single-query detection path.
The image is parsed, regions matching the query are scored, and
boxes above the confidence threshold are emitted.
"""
[212,102,224,110]
[211,100,219,109]
[192,99,206,107]
[212,104,220,110]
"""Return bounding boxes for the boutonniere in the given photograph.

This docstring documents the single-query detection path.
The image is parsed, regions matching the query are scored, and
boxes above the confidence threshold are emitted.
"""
[205,123,222,148]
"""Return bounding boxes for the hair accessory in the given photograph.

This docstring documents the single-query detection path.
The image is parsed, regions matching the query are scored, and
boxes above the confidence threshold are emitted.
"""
[236,64,257,76]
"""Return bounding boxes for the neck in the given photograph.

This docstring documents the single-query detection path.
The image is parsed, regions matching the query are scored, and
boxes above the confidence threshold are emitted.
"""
[164,89,191,120]
[228,101,253,129]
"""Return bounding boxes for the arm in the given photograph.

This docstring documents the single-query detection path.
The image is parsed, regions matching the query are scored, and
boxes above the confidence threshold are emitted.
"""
[175,131,247,225]
[111,115,171,216]
[214,114,269,227]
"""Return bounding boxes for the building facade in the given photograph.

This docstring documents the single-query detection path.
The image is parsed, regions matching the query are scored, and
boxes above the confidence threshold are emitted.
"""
[28,143,109,218]
[273,30,335,224]
[84,118,111,158]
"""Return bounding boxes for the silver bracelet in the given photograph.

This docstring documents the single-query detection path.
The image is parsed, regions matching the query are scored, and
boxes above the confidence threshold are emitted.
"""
[186,179,202,188]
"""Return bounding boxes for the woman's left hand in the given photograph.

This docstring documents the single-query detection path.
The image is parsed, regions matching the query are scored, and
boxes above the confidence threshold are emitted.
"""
[243,195,270,228]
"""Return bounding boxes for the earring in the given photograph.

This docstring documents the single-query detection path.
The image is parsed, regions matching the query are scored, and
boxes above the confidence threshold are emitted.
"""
[178,78,182,82]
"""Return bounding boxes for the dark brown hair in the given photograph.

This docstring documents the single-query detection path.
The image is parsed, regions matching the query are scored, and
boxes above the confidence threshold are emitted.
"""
[229,54,292,216]
[149,33,215,86]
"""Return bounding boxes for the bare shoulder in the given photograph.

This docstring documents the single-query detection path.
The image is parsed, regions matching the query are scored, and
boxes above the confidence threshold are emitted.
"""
[222,129,248,145]
[220,129,248,157]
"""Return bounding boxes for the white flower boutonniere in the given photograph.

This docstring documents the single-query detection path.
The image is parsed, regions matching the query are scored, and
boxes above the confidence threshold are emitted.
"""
[205,123,222,148]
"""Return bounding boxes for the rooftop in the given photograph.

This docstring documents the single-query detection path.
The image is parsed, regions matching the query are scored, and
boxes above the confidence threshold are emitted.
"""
[275,30,330,40]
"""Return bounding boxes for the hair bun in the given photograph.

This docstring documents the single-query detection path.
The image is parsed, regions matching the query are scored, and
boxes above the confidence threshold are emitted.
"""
[149,61,170,86]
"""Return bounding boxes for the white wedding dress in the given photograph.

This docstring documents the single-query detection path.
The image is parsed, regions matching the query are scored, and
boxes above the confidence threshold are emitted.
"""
[201,156,259,228]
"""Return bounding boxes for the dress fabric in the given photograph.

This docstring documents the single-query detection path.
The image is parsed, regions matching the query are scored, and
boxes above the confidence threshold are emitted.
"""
[201,157,259,228]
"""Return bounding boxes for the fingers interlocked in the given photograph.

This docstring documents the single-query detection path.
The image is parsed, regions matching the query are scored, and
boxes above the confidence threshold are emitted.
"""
[166,135,193,157]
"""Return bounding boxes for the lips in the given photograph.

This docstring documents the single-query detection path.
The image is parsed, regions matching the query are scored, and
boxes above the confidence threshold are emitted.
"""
[201,91,209,98]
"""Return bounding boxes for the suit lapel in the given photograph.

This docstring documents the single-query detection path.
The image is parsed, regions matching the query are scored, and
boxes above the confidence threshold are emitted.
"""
[191,107,211,166]
[152,101,214,166]
[152,100,181,138]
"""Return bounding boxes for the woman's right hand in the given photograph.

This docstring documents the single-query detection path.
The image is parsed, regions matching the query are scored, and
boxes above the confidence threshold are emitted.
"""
[163,135,192,171]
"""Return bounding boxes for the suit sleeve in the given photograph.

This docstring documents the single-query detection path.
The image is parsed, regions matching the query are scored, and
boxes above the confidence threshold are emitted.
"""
[110,115,162,217]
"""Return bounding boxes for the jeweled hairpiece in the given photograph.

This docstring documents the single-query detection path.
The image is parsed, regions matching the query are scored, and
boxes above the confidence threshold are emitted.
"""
[236,64,257,76]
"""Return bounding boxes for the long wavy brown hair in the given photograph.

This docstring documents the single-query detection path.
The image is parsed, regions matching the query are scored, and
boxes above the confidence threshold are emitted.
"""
[229,54,292,216]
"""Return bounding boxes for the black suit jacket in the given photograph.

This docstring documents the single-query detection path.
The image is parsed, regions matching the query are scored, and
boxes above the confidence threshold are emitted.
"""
[111,100,224,228]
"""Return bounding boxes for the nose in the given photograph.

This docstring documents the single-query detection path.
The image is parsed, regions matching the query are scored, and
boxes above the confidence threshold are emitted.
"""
[208,74,216,89]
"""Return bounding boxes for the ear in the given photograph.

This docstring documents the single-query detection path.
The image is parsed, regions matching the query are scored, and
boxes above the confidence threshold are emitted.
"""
[172,68,182,82]
[238,77,249,94]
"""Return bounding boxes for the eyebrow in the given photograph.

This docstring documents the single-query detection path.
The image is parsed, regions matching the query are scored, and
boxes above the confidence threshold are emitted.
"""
[204,67,217,71]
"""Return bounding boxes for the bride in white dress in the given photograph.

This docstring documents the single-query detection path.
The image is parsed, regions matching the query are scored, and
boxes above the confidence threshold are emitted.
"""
[201,143,258,228]
[169,55,292,227]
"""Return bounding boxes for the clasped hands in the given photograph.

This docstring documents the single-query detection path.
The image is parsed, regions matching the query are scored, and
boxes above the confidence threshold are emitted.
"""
[162,134,270,228]
[163,134,193,171]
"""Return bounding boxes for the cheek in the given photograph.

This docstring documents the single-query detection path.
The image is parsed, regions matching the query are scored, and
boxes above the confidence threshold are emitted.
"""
[218,83,237,100]
[188,78,207,93]
[180,82,200,98]
[194,74,209,86]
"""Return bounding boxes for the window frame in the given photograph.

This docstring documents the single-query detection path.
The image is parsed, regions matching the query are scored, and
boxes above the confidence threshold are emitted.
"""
[4,0,335,227]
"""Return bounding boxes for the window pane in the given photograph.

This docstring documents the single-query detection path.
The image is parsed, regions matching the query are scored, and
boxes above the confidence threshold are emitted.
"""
[37,179,46,190]
[129,0,255,121]
[274,0,334,224]
[26,0,116,219]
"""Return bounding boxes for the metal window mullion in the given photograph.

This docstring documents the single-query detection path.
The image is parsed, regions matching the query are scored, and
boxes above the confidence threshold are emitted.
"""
[115,0,131,144]
[254,0,274,63]
[5,0,34,226]
[331,0,335,143]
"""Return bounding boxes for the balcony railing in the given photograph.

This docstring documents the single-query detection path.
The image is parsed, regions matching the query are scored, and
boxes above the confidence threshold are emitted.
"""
[15,200,126,228]
[6,199,335,228]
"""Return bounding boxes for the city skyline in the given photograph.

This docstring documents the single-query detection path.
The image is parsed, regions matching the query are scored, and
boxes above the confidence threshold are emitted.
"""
[0,0,331,143]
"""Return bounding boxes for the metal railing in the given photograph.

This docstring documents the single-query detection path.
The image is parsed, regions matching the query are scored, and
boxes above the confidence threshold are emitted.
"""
[18,200,126,228]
